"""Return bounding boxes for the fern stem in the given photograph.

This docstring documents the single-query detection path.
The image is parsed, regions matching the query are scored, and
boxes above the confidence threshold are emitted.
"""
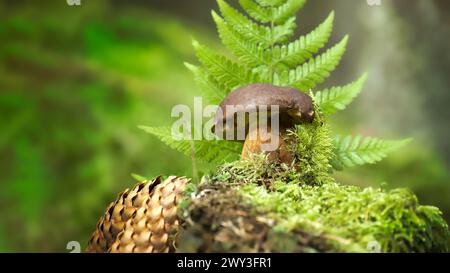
[185,121,199,185]
[189,137,199,185]
[269,19,275,83]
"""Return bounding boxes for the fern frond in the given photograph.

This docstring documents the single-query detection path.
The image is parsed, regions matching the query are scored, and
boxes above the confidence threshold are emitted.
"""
[217,0,295,47]
[185,63,227,105]
[139,126,243,164]
[272,16,297,44]
[250,66,273,83]
[271,11,334,68]
[193,40,256,90]
[217,0,272,47]
[212,11,269,67]
[239,0,272,23]
[239,0,305,25]
[271,0,306,25]
[273,35,348,90]
[331,135,412,170]
[315,73,368,115]
[255,0,287,7]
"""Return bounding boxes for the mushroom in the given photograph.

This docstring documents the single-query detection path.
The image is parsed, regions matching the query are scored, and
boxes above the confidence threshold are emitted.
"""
[212,83,315,164]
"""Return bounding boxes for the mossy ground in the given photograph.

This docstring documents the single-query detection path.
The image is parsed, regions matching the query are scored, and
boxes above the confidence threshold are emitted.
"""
[177,181,335,253]
[177,156,450,253]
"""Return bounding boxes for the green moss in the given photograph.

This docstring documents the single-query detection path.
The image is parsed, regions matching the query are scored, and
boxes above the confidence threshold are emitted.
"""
[286,118,335,186]
[237,181,449,252]
[204,155,450,252]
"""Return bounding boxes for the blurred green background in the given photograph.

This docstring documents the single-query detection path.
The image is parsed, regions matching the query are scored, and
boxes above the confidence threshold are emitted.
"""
[0,0,449,252]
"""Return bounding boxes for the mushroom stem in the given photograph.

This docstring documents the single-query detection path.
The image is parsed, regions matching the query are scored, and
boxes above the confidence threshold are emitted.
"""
[241,124,294,165]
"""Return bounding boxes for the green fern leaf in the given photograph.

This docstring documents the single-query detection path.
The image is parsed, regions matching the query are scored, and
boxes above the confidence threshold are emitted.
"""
[272,16,297,44]
[273,35,348,90]
[193,40,256,90]
[139,126,243,164]
[217,0,295,47]
[239,0,272,23]
[239,0,305,25]
[218,0,272,47]
[250,66,273,83]
[185,63,227,105]
[272,11,334,68]
[255,0,288,8]
[212,11,268,67]
[315,73,368,115]
[271,0,306,24]
[331,135,412,170]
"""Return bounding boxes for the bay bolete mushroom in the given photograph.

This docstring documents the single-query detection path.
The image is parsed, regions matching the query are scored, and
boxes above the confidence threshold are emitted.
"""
[212,83,315,164]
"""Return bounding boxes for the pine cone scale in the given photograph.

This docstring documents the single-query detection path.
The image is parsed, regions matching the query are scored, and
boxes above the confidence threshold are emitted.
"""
[86,176,189,253]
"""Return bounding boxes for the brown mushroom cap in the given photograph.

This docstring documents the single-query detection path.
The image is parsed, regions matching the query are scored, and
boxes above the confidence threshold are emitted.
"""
[212,84,315,139]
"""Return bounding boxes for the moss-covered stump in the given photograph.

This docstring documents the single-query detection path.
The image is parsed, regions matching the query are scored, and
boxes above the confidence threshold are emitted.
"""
[177,157,450,253]
[177,182,338,252]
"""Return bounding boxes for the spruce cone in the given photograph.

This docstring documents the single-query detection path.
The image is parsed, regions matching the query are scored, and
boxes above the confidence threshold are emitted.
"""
[86,176,189,253]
